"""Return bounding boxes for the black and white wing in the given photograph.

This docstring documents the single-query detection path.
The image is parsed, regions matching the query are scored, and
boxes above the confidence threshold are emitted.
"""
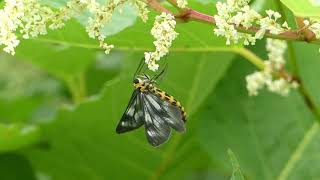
[151,94,185,132]
[116,90,144,133]
[142,93,185,147]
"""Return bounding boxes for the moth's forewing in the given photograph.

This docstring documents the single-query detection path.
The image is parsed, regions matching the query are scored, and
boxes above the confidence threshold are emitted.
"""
[116,90,144,133]
[116,79,186,147]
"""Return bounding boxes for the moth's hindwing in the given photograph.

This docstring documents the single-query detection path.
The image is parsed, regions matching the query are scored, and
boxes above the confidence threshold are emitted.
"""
[116,86,186,147]
[142,93,185,147]
[149,92,185,132]
[116,90,144,133]
[142,93,171,146]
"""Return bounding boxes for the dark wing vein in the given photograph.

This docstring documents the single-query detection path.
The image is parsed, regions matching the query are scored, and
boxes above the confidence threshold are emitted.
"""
[142,93,171,147]
[149,93,185,132]
[116,90,144,133]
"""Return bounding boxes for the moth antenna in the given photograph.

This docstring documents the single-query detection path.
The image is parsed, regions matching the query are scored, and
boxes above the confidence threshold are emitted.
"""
[133,57,145,81]
[152,63,168,82]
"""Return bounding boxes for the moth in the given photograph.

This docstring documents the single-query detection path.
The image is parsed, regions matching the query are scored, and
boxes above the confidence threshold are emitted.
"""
[116,60,187,147]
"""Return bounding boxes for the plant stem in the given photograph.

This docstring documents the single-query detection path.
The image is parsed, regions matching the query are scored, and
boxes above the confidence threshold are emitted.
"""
[65,77,81,104]
[79,73,87,99]
[65,75,87,105]
[277,122,319,180]
[232,48,265,70]
[147,0,172,14]
[274,0,320,123]
[147,0,320,44]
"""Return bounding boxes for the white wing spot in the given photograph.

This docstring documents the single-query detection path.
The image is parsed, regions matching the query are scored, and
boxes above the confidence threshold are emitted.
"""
[134,113,140,120]
[127,106,135,116]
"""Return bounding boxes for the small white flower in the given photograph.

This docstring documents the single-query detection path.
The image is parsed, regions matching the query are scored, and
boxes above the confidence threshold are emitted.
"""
[282,21,289,29]
[133,0,149,22]
[245,38,297,96]
[0,0,54,55]
[144,52,152,62]
[246,71,267,96]
[177,0,188,8]
[257,10,288,36]
[308,21,320,39]
[266,38,287,70]
[214,1,288,45]
[0,0,152,56]
[100,42,114,54]
[148,61,159,71]
[144,12,178,71]
[303,19,320,53]
[266,78,290,96]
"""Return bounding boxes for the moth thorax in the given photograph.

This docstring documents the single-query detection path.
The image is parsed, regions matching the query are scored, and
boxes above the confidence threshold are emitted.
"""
[133,78,153,92]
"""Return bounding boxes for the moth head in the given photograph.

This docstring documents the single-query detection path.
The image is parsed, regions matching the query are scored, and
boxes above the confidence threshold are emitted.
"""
[133,78,141,85]
[133,78,144,89]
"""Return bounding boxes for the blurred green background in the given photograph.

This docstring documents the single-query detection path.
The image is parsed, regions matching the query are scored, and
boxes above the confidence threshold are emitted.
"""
[1,0,320,180]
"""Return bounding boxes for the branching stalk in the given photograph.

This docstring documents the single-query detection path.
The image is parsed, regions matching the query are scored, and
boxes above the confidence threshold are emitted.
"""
[147,0,319,44]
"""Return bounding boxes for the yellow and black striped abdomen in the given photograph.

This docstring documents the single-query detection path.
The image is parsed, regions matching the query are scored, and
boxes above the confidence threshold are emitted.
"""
[153,87,187,122]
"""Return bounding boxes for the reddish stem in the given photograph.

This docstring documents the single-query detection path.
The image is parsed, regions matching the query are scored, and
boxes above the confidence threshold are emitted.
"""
[188,9,214,23]
[147,0,319,44]
[147,0,172,14]
[295,16,316,42]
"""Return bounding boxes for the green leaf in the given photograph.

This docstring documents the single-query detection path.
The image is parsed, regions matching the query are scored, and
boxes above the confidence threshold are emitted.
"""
[23,51,233,179]
[14,1,236,88]
[86,52,122,96]
[79,4,137,37]
[195,57,319,180]
[195,0,269,12]
[0,1,4,8]
[0,97,44,123]
[40,0,138,37]
[292,42,320,108]
[40,0,230,49]
[228,149,245,180]
[0,153,37,180]
[280,0,320,18]
[0,123,40,153]
[195,0,214,5]
[108,1,233,49]
[23,1,236,54]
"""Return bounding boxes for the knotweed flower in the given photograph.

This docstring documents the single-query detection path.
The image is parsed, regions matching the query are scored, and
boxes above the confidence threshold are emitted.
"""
[177,0,188,8]
[246,39,297,96]
[297,19,320,52]
[0,0,53,55]
[144,13,178,71]
[133,0,149,22]
[214,0,289,45]
[0,0,150,55]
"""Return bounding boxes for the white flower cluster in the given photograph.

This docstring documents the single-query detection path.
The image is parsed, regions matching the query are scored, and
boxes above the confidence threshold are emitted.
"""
[144,13,178,71]
[0,0,52,55]
[214,0,289,45]
[246,39,298,96]
[49,0,89,30]
[303,19,320,52]
[255,10,289,39]
[132,0,149,22]
[86,0,128,54]
[303,20,320,39]
[177,0,188,8]
[0,0,150,55]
